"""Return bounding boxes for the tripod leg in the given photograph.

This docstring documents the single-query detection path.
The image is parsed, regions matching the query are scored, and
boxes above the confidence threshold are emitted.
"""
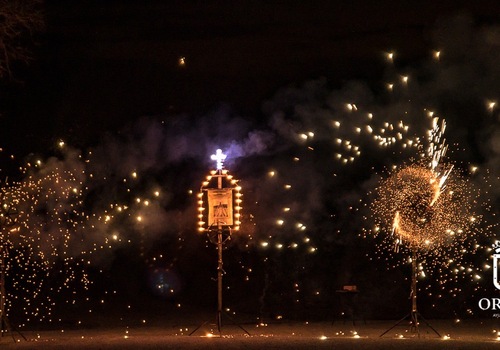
[379,313,410,337]
[2,315,16,342]
[223,312,251,336]
[9,322,27,341]
[417,312,441,337]
[188,320,209,336]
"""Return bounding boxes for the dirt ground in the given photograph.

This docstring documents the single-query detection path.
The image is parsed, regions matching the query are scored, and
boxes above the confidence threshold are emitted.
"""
[1,318,500,349]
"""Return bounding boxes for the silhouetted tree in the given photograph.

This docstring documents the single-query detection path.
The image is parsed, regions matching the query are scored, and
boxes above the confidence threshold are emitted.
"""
[0,0,43,79]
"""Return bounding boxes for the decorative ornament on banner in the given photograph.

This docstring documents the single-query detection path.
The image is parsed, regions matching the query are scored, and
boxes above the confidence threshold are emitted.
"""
[198,149,242,233]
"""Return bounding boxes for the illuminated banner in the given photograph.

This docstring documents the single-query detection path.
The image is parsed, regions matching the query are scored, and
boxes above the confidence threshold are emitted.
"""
[207,189,233,226]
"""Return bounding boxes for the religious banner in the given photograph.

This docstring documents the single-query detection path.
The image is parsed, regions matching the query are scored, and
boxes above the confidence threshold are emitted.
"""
[207,188,233,226]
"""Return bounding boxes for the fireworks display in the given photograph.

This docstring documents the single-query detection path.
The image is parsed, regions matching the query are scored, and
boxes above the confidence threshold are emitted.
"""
[0,12,498,335]
[371,118,482,253]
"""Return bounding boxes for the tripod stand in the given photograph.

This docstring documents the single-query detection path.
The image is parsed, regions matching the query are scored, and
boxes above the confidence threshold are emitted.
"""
[189,228,250,336]
[380,250,440,338]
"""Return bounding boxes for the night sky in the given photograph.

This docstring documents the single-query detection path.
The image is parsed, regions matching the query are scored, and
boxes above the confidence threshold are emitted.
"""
[2,0,499,152]
[1,0,500,328]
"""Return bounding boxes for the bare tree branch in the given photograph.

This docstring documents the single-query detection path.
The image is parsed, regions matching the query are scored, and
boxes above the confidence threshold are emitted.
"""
[0,0,44,79]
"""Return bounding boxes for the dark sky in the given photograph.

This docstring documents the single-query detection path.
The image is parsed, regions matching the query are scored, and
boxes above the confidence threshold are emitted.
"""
[3,0,500,153]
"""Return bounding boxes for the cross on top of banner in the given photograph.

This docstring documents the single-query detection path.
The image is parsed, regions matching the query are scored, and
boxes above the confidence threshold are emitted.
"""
[211,149,226,170]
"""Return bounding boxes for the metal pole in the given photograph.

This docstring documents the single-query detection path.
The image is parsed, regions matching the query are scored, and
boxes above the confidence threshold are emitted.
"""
[216,229,223,333]
[216,169,223,333]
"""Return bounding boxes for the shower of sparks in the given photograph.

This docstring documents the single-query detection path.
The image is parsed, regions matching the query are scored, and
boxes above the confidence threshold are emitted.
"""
[373,162,475,252]
[369,116,491,300]
[0,167,95,325]
[0,146,175,327]
[372,118,470,251]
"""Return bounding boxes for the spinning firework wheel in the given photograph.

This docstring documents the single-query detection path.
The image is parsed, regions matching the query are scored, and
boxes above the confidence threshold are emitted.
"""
[375,165,444,338]
[371,125,480,338]
[372,119,468,338]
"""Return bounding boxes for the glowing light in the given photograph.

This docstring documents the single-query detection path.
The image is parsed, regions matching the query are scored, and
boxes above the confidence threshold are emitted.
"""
[198,159,242,233]
[210,149,227,170]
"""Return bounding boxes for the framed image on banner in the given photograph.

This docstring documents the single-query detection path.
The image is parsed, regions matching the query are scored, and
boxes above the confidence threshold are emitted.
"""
[207,188,233,226]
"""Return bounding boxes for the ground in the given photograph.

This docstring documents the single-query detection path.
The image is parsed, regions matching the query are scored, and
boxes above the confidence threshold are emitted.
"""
[1,318,499,349]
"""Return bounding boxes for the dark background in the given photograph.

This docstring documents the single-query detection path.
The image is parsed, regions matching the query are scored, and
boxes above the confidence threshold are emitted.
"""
[2,0,499,153]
